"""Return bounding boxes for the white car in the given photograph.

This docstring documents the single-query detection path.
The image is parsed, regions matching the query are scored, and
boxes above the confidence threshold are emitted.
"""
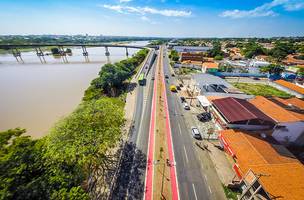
[183,103,190,110]
[191,127,202,139]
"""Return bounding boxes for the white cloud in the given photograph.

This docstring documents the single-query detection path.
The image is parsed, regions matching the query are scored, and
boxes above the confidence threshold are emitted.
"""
[220,0,304,18]
[101,4,191,17]
[119,0,132,3]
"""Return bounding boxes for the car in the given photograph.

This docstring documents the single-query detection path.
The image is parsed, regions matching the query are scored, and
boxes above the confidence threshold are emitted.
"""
[176,86,181,90]
[252,77,260,80]
[172,73,175,77]
[196,112,212,122]
[183,102,190,110]
[191,127,202,139]
[179,83,183,87]
[170,85,177,92]
[165,75,169,79]
[180,96,186,103]
[151,76,155,80]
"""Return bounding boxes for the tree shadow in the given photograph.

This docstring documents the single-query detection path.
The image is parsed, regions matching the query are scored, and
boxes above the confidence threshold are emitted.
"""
[110,142,146,200]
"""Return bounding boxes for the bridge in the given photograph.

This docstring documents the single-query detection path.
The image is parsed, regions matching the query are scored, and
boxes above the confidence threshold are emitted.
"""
[0,44,147,63]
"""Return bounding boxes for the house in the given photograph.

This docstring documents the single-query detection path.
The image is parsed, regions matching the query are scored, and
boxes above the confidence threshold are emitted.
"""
[272,80,304,98]
[202,62,219,73]
[211,97,275,130]
[250,96,304,146]
[219,129,304,200]
[282,54,304,66]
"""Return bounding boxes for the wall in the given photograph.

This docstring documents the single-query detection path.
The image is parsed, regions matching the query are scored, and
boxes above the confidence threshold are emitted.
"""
[272,121,304,146]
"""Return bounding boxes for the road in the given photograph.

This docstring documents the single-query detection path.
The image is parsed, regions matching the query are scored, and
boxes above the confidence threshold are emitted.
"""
[111,49,157,199]
[161,46,226,200]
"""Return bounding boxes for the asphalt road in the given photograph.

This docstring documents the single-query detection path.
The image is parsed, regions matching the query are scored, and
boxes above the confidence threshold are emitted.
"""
[161,47,210,200]
[112,49,157,199]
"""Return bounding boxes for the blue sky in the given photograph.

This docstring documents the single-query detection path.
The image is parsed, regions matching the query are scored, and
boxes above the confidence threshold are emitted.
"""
[0,0,303,37]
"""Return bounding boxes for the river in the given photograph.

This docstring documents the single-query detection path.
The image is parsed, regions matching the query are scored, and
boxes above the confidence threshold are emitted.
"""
[0,41,148,138]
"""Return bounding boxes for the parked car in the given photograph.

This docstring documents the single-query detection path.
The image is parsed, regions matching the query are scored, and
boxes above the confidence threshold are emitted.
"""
[176,86,181,90]
[252,77,260,80]
[183,102,190,110]
[179,83,183,87]
[165,74,169,79]
[191,127,202,139]
[196,112,212,122]
[180,96,186,103]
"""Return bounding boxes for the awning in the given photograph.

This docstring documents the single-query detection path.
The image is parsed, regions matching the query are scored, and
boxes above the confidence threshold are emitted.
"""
[219,133,235,157]
[197,95,211,107]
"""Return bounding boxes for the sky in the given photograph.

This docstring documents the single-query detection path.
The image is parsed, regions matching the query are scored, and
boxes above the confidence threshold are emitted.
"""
[0,0,303,37]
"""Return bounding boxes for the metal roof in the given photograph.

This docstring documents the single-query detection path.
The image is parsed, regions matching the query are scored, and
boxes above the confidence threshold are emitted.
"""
[212,97,275,123]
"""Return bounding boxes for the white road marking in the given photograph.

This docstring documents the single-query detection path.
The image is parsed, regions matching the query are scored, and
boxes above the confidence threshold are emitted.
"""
[178,123,182,136]
[192,183,198,200]
[183,146,189,163]
[208,186,212,194]
[204,175,208,181]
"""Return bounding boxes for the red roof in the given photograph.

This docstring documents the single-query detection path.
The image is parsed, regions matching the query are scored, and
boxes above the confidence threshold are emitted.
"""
[212,97,275,123]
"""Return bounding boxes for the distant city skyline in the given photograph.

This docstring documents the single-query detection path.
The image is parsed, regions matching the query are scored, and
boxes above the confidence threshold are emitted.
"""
[1,0,304,37]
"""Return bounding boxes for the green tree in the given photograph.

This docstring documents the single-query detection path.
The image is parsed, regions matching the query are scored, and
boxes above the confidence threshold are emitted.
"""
[241,42,266,58]
[45,98,125,197]
[260,64,284,75]
[51,48,60,55]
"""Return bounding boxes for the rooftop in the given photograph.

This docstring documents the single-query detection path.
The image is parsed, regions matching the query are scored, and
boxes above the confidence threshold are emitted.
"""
[274,80,304,95]
[250,96,302,123]
[202,62,219,69]
[212,97,275,124]
[220,129,304,200]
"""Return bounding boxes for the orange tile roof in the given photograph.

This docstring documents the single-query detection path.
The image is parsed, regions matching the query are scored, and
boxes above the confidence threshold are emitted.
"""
[274,79,304,95]
[271,97,304,120]
[250,96,301,123]
[202,62,219,69]
[220,129,304,200]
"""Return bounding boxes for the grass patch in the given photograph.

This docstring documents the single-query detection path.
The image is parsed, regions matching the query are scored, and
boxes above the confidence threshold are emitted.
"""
[222,184,241,200]
[233,83,293,98]
[179,67,200,75]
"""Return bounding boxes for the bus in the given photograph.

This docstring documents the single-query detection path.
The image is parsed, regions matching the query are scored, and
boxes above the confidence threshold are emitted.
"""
[138,73,146,86]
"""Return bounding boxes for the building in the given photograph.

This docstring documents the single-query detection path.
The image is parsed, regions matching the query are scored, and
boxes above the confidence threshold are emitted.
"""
[202,62,219,73]
[180,52,205,62]
[173,46,212,53]
[211,97,275,130]
[193,74,254,99]
[219,129,304,200]
[282,54,304,66]
[250,96,304,146]
[272,79,304,98]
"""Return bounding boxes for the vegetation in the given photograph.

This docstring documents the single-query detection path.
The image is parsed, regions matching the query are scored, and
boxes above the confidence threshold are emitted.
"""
[218,65,234,72]
[240,42,266,59]
[148,40,169,45]
[222,184,240,200]
[179,67,200,75]
[84,48,148,99]
[0,49,149,199]
[259,64,284,75]
[208,41,224,58]
[233,83,293,98]
[268,41,296,61]
[168,50,179,62]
